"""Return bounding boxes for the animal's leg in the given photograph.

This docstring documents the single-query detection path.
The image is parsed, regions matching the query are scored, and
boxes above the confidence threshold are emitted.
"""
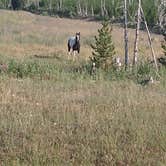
[67,44,70,60]
[68,49,71,56]
[67,49,70,60]
[70,48,73,56]
[70,50,75,61]
[77,48,80,54]
[68,48,73,58]
[73,51,76,57]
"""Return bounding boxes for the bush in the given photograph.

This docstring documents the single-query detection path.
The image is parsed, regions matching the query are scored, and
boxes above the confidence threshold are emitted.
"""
[7,60,54,79]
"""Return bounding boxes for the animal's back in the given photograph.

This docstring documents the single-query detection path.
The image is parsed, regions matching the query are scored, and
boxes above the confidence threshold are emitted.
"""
[68,36,75,48]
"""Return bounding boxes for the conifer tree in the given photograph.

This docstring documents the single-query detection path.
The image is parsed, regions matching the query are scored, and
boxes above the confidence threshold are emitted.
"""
[90,21,115,70]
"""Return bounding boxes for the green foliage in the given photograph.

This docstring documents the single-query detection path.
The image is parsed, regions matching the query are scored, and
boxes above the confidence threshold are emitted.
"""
[0,63,166,165]
[63,0,77,17]
[0,0,165,29]
[142,0,158,26]
[11,0,23,10]
[90,21,115,70]
[127,0,138,22]
[3,58,92,80]
[7,60,56,79]
[28,2,38,11]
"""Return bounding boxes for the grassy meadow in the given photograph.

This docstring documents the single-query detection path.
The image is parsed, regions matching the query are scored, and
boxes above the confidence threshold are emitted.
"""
[0,10,166,165]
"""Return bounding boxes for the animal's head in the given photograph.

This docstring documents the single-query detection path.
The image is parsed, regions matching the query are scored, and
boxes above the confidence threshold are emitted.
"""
[75,32,80,41]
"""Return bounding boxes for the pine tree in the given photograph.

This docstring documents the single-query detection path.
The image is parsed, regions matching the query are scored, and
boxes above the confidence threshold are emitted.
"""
[90,21,115,70]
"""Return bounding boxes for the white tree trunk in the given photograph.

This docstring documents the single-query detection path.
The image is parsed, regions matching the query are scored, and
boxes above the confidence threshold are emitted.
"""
[124,0,129,69]
[101,0,104,17]
[141,7,159,72]
[133,0,141,66]
[91,5,94,16]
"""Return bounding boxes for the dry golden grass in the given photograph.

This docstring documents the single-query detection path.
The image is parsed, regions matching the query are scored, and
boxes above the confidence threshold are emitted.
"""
[0,9,164,60]
[0,10,166,165]
[0,77,165,165]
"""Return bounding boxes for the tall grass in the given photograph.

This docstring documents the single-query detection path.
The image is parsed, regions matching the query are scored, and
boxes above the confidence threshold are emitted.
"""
[0,73,166,165]
[0,10,165,165]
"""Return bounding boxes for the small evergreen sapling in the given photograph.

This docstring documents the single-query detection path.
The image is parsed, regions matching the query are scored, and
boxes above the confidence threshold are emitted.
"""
[90,21,115,70]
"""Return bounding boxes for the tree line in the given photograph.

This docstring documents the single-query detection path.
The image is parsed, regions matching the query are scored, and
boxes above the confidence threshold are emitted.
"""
[0,0,166,31]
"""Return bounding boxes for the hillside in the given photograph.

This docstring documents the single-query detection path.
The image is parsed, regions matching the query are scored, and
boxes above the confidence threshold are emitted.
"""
[0,10,166,166]
[0,10,164,60]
